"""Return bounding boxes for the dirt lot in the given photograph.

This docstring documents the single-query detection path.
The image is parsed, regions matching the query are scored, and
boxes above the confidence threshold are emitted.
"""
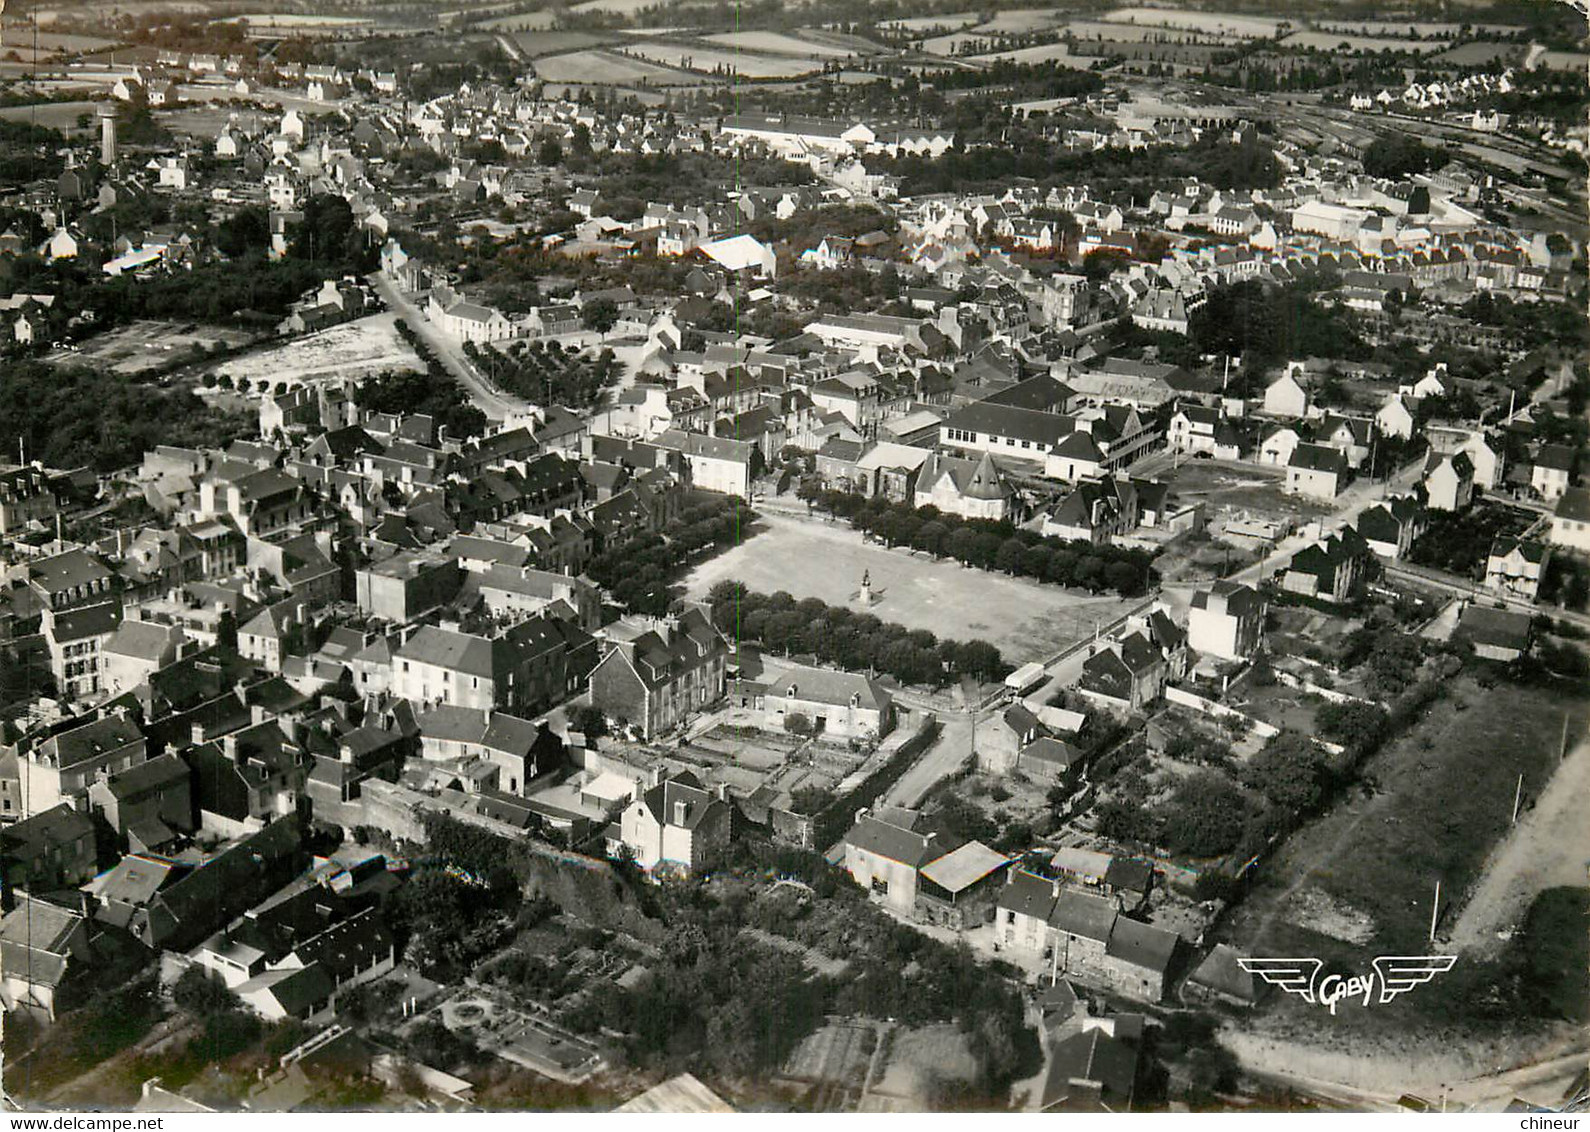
[1166,460,1334,523]
[51,319,258,376]
[214,312,421,388]
[684,512,1136,665]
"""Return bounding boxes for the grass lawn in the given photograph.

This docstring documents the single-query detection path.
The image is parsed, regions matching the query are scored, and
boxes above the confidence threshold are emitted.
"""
[1221,674,1587,1043]
[682,512,1137,665]
[1522,887,1590,1023]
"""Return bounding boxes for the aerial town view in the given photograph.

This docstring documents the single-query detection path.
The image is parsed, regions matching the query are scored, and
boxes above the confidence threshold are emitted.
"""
[0,0,1584,1118]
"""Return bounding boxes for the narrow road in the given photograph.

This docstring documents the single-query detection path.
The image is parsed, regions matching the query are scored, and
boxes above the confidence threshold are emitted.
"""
[883,711,973,810]
[368,272,531,423]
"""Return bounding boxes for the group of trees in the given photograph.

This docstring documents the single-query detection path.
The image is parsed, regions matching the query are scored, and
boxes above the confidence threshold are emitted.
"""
[708,581,1011,687]
[468,339,621,413]
[1361,134,1448,179]
[0,360,248,472]
[800,487,1157,598]
[1188,278,1370,366]
[0,120,65,183]
[585,496,758,616]
[356,364,488,442]
[883,126,1284,197]
[563,845,1038,1104]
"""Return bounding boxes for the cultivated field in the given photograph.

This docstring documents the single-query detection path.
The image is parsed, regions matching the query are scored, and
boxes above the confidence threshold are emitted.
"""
[622,40,821,77]
[568,0,662,14]
[969,41,1075,64]
[1100,7,1285,37]
[1314,19,1521,37]
[920,31,990,56]
[0,99,99,129]
[1281,30,1446,52]
[976,8,1066,34]
[1064,18,1224,42]
[880,12,977,33]
[533,49,700,85]
[704,30,857,56]
[511,30,614,57]
[215,313,422,387]
[482,10,558,30]
[51,319,257,376]
[1435,41,1520,65]
[683,511,1136,665]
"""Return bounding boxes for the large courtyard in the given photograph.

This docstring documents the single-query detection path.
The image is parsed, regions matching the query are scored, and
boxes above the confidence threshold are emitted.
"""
[683,511,1137,665]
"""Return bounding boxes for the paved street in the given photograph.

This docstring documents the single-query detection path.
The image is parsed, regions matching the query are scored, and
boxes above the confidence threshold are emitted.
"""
[368,272,532,422]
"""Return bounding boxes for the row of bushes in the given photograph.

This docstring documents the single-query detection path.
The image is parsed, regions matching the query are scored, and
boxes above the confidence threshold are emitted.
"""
[708,581,1012,688]
[799,486,1157,597]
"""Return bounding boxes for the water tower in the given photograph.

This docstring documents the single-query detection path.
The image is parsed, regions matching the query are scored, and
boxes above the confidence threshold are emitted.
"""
[98,103,117,166]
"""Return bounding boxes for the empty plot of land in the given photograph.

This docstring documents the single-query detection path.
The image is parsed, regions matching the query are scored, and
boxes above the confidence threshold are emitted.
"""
[54,320,257,376]
[216,313,421,387]
[533,49,699,84]
[1167,460,1333,521]
[683,512,1134,665]
[623,41,820,77]
[704,31,856,56]
[1100,7,1286,37]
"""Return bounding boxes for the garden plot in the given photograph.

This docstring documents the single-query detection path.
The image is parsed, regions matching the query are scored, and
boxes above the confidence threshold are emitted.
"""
[215,312,421,388]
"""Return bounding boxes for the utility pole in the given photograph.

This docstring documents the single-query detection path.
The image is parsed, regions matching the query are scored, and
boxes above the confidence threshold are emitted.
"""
[1511,772,1523,824]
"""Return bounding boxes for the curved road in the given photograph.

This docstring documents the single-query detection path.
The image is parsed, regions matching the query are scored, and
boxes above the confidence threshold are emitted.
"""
[368,271,532,423]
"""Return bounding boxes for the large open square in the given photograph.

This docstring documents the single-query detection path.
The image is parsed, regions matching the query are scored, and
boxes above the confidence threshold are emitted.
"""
[683,511,1136,665]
